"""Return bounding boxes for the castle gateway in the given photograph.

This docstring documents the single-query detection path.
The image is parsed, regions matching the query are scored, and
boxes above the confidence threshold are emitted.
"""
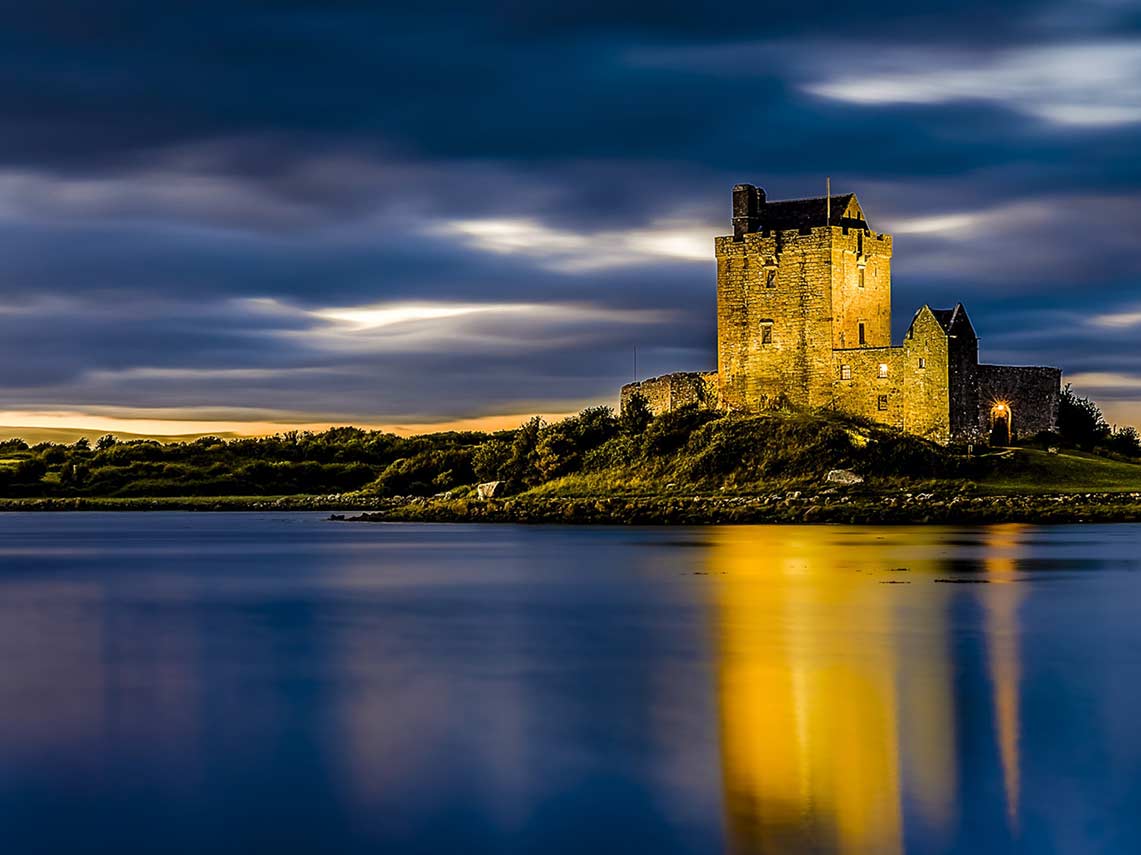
[621,184,1061,445]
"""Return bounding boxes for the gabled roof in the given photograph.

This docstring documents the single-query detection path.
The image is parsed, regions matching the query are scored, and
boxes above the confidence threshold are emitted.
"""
[913,303,977,339]
[761,194,861,231]
[930,308,957,332]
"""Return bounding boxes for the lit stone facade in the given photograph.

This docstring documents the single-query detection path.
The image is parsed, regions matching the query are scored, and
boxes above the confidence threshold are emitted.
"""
[621,184,1061,444]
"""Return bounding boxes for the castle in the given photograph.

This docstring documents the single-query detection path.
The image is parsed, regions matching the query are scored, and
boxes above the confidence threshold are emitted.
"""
[621,183,1061,445]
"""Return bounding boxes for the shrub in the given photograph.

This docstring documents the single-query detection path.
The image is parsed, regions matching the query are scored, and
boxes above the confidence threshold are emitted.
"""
[641,405,720,457]
[619,393,653,435]
[1105,425,1141,458]
[472,439,512,482]
[368,450,475,496]
[1058,385,1110,450]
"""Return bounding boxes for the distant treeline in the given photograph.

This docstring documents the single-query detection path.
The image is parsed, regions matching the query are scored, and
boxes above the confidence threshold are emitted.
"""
[0,387,1136,500]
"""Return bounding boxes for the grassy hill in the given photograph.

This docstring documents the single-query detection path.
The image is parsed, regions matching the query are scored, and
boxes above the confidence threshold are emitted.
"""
[974,448,1141,494]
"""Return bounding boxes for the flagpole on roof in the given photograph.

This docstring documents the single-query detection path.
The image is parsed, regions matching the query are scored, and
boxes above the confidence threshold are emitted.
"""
[826,176,831,225]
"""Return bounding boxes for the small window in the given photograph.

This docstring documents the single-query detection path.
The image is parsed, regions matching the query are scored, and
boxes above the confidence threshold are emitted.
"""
[878,394,889,411]
[918,357,926,369]
[858,323,866,346]
[878,363,889,379]
[761,322,773,345]
[858,268,865,289]
[841,364,852,381]
[765,268,776,289]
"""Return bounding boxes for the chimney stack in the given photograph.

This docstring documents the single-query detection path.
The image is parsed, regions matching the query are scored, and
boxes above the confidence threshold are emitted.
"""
[732,184,765,240]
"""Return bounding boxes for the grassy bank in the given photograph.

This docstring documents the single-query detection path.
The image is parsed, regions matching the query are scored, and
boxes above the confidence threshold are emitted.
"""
[974,448,1141,494]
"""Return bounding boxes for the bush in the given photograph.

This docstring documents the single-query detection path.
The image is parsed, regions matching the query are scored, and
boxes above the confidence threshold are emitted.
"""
[1058,385,1110,450]
[641,405,719,457]
[368,450,475,496]
[619,393,653,435]
[534,407,619,481]
[502,416,544,487]
[1105,425,1141,458]
[472,438,512,482]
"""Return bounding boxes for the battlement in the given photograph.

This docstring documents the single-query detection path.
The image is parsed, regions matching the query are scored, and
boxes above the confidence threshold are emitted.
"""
[715,227,892,258]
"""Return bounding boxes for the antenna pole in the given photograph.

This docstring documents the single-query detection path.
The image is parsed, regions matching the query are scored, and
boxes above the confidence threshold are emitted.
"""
[826,176,831,225]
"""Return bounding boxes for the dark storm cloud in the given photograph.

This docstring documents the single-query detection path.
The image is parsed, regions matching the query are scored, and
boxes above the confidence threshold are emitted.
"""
[0,0,1139,425]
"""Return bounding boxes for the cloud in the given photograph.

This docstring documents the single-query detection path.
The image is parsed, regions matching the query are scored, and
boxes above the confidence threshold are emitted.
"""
[307,300,671,332]
[805,41,1141,127]
[0,293,690,424]
[1090,310,1141,328]
[880,193,1141,296]
[1064,371,1141,390]
[439,216,712,272]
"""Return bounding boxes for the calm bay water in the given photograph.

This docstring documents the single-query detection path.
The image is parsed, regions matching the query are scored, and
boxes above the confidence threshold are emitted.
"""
[0,514,1139,853]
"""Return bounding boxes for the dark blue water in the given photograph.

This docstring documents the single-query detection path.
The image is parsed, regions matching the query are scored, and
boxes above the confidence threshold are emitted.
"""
[0,514,1138,853]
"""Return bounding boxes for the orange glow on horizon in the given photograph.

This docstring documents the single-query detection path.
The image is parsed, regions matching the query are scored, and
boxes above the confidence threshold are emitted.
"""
[0,408,585,443]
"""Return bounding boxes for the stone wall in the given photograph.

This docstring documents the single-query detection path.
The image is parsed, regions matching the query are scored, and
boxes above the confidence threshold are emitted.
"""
[716,228,835,412]
[831,346,905,429]
[829,226,893,351]
[901,308,952,444]
[946,312,981,442]
[976,365,1061,438]
[621,371,717,416]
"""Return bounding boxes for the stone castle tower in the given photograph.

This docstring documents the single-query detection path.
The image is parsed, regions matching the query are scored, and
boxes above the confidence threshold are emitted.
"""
[622,183,1061,444]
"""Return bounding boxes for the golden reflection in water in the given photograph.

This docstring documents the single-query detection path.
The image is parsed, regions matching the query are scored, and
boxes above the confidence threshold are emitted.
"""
[706,527,960,854]
[982,524,1024,833]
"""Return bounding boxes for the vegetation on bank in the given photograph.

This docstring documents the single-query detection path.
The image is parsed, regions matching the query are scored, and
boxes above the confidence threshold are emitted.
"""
[0,386,1137,509]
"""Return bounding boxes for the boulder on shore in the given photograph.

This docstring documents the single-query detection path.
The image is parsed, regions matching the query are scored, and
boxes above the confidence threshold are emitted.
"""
[825,469,864,486]
[477,481,505,500]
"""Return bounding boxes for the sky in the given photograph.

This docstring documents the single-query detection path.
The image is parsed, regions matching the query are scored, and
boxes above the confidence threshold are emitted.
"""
[1,0,1140,438]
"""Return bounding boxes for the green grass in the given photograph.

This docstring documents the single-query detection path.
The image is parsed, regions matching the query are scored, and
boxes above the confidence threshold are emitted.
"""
[972,448,1141,494]
[525,418,1141,499]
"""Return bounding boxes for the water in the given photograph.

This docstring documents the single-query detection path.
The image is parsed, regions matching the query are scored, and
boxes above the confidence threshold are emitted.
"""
[0,514,1138,854]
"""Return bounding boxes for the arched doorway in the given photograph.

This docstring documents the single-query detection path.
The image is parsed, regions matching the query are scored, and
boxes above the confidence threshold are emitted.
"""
[990,403,1012,446]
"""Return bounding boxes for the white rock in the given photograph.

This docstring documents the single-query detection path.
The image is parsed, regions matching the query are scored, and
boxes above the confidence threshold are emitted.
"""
[825,469,864,486]
[476,481,504,500]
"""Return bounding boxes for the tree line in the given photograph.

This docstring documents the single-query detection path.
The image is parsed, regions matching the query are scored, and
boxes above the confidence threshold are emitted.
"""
[0,386,1135,499]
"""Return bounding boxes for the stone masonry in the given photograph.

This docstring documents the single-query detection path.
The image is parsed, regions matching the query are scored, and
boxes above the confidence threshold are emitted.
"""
[620,183,1061,444]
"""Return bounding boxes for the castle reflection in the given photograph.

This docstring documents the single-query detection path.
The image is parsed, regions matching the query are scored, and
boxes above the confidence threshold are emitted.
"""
[707,526,1025,854]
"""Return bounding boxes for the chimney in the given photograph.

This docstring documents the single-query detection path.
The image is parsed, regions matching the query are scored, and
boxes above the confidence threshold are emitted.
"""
[732,184,765,240]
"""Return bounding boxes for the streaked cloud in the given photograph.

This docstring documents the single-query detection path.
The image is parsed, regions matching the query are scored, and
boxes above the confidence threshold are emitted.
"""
[1090,310,1141,329]
[441,217,712,272]
[1065,371,1141,390]
[313,302,511,331]
[805,41,1141,127]
[253,297,676,341]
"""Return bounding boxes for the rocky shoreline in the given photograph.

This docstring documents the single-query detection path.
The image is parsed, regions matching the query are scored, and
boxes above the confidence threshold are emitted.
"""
[338,489,1141,525]
[1,489,1139,523]
[0,495,378,512]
